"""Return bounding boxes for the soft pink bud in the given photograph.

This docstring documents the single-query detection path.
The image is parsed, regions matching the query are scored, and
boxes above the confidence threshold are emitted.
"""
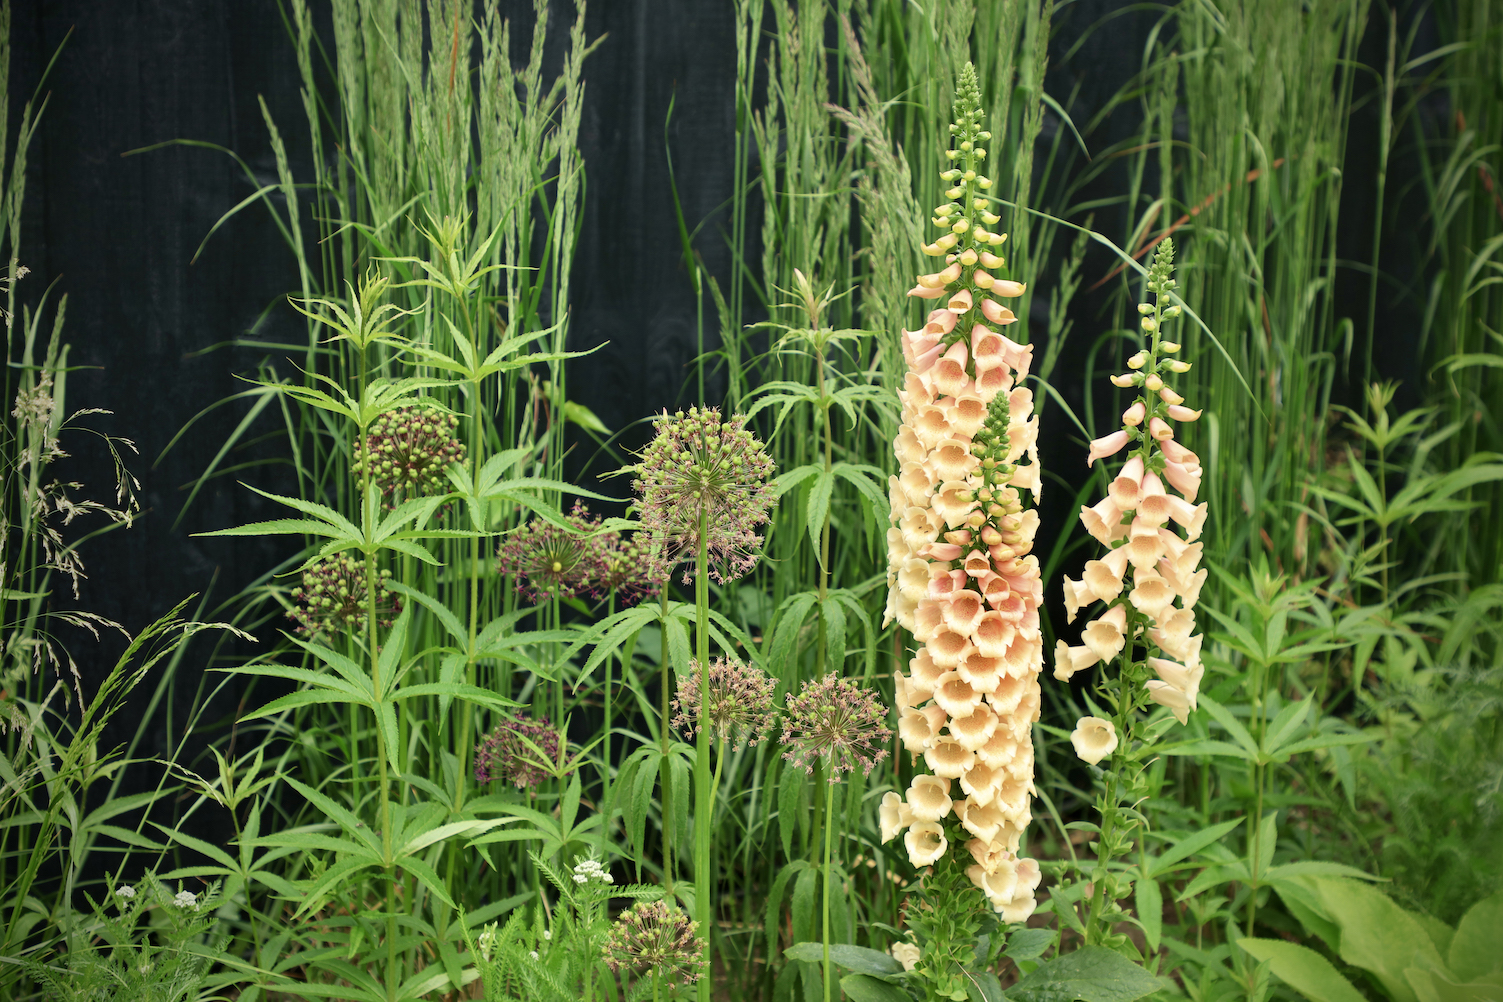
[1122,401,1146,427]
[980,251,1005,269]
[908,283,948,299]
[924,542,964,562]
[1162,459,1201,502]
[1086,430,1130,465]
[993,280,1027,298]
[1160,437,1199,469]
[1148,417,1174,442]
[973,269,996,289]
[924,308,959,335]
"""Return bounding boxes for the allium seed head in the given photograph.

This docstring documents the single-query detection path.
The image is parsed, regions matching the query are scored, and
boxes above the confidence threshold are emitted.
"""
[672,656,777,748]
[631,406,776,584]
[288,553,401,637]
[601,900,704,986]
[496,502,611,603]
[353,402,465,506]
[781,673,893,780]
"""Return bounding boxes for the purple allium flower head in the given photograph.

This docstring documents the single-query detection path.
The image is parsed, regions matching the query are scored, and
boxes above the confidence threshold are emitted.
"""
[781,673,893,781]
[288,553,401,637]
[496,502,611,603]
[474,715,562,788]
[672,656,777,749]
[597,529,667,608]
[353,402,465,507]
[601,900,704,986]
[631,406,776,585]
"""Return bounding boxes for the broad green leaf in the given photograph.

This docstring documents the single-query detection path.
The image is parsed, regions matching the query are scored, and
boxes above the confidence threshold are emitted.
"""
[1136,877,1163,953]
[1007,927,1056,961]
[1238,938,1368,1002]
[840,974,912,1002]
[775,463,822,498]
[394,853,454,908]
[1262,695,1313,757]
[806,466,837,562]
[1403,966,1503,1002]
[399,819,508,857]
[1313,877,1445,1002]
[968,972,1008,1002]
[783,943,901,977]
[1449,888,1503,981]
[1007,945,1163,1002]
[1263,861,1383,883]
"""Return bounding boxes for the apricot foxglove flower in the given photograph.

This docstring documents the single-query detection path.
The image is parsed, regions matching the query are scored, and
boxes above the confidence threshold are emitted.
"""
[632,406,776,584]
[1071,716,1118,765]
[881,60,1041,929]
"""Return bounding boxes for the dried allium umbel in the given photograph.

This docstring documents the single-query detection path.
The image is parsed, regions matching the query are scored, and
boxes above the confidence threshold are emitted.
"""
[880,61,1044,924]
[353,402,465,506]
[496,502,611,603]
[473,715,561,788]
[672,656,777,749]
[288,553,401,636]
[601,900,704,986]
[631,406,776,584]
[781,673,892,780]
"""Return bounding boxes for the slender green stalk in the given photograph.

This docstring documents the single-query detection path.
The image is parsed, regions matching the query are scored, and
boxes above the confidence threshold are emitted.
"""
[694,508,713,1002]
[820,775,836,1002]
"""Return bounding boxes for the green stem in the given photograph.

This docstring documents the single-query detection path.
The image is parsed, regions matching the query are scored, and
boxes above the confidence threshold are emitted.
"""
[821,774,836,1002]
[659,587,675,897]
[694,508,713,1002]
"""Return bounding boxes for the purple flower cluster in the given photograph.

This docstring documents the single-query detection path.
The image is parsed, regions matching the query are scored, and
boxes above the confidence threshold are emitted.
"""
[672,656,777,749]
[353,402,465,506]
[473,715,561,788]
[601,899,703,986]
[497,503,664,606]
[781,673,893,780]
[631,406,776,585]
[287,553,401,637]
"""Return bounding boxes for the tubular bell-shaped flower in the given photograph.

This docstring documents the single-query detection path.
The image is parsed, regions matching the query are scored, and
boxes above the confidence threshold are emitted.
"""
[881,62,1042,932]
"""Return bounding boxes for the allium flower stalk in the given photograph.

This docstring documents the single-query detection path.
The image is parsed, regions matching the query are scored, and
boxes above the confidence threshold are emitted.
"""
[673,656,777,749]
[496,502,612,603]
[473,715,562,788]
[631,406,776,585]
[880,63,1044,946]
[601,899,704,988]
[352,402,465,506]
[1054,237,1207,946]
[288,553,401,637]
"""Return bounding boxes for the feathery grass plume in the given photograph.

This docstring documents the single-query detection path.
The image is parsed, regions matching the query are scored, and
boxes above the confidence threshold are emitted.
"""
[496,502,611,603]
[351,401,465,507]
[672,655,777,749]
[1056,238,1207,945]
[880,64,1045,959]
[288,553,401,637]
[601,899,704,987]
[630,405,776,584]
[474,715,562,788]
[780,673,891,779]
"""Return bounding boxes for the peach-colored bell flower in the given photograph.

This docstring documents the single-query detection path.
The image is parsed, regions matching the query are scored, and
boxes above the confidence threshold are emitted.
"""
[908,774,955,822]
[1162,458,1201,501]
[905,821,948,867]
[931,341,972,398]
[1070,716,1118,765]
[1166,404,1202,422]
[1082,605,1128,663]
[1144,680,1192,725]
[993,279,1027,298]
[907,283,947,299]
[949,703,999,750]
[1080,496,1126,546]
[880,791,914,843]
[947,288,974,313]
[1122,401,1146,427]
[1087,429,1130,465]
[1052,640,1099,681]
[925,735,975,778]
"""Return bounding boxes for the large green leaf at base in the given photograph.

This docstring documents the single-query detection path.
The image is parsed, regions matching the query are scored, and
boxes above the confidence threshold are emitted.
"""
[1006,946,1162,1002]
[1238,938,1367,1002]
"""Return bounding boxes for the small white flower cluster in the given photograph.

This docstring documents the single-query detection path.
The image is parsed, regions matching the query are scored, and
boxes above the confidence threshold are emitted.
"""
[477,922,499,962]
[173,890,198,910]
[571,857,614,885]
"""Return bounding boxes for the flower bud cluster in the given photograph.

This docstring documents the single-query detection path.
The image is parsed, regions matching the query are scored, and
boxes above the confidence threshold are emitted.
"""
[353,402,465,506]
[632,406,776,585]
[673,655,777,750]
[473,715,561,788]
[288,553,401,637]
[1057,239,1206,727]
[496,502,612,603]
[601,900,704,986]
[881,61,1042,923]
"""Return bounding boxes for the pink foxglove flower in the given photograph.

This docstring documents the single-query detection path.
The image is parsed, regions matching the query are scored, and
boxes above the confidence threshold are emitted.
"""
[881,62,1041,924]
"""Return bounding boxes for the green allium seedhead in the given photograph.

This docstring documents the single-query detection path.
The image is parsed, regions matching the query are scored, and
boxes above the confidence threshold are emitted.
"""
[672,655,777,749]
[780,672,892,780]
[601,899,704,986]
[288,553,401,637]
[631,405,776,584]
[353,402,465,507]
[496,502,612,603]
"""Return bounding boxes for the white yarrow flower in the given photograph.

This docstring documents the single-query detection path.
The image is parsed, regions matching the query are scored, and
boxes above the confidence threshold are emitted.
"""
[172,890,198,910]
